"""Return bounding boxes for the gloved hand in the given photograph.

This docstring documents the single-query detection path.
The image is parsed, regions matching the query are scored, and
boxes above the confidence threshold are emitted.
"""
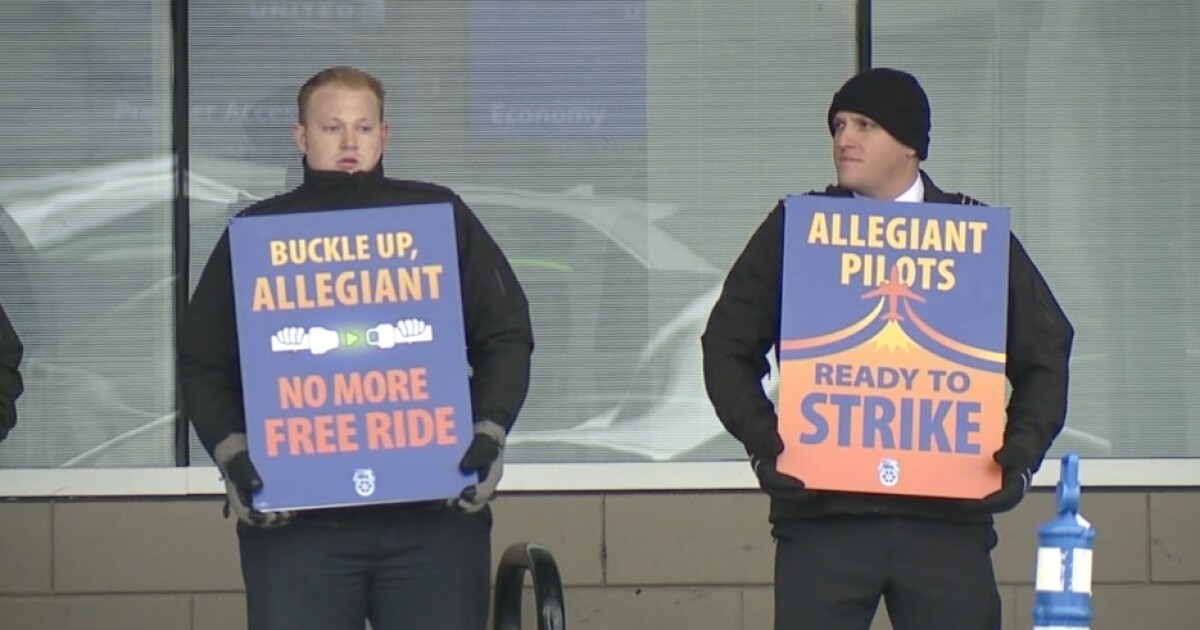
[213,433,293,527]
[741,419,786,461]
[450,420,505,513]
[751,455,814,502]
[975,448,1033,513]
[0,407,12,443]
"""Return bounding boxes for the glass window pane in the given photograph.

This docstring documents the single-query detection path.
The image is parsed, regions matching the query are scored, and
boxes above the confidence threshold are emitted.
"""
[187,0,855,465]
[874,1,1200,457]
[0,1,175,467]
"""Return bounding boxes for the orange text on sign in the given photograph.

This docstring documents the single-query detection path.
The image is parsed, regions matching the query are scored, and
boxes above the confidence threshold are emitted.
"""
[263,406,457,457]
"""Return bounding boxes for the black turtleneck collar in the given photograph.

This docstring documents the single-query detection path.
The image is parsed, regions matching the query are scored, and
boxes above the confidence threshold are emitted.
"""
[300,158,386,192]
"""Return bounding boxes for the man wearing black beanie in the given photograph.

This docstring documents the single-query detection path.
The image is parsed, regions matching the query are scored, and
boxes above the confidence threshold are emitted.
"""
[703,68,1074,629]
[827,67,931,197]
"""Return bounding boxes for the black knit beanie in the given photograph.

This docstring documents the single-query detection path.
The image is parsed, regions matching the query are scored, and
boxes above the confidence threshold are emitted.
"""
[827,68,931,161]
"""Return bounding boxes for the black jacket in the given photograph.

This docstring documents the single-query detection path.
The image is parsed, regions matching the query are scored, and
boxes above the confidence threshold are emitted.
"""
[0,302,22,442]
[179,163,534,458]
[702,172,1074,522]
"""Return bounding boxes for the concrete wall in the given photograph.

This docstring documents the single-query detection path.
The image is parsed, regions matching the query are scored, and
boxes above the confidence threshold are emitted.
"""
[2,490,1199,629]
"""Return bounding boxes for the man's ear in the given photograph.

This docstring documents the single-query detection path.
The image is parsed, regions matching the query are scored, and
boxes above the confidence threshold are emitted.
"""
[292,123,307,155]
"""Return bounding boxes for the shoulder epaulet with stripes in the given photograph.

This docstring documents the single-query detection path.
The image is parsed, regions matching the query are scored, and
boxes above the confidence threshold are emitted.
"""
[956,193,985,206]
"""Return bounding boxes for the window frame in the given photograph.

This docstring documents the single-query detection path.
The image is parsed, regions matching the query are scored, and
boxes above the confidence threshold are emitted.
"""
[3,460,1197,498]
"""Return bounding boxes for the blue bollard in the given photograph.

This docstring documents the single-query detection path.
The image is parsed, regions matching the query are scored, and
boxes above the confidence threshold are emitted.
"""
[1032,452,1095,629]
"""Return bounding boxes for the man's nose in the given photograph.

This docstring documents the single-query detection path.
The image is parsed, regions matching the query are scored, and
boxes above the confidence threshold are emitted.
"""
[835,128,856,147]
[340,129,357,148]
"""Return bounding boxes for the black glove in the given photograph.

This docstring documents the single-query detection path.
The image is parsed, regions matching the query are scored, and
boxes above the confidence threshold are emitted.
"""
[993,443,1037,473]
[975,449,1033,513]
[0,409,12,443]
[741,418,785,460]
[450,420,505,513]
[213,433,293,528]
[751,456,814,502]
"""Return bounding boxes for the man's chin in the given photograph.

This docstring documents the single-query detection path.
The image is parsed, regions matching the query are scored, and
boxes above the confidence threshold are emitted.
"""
[835,173,860,191]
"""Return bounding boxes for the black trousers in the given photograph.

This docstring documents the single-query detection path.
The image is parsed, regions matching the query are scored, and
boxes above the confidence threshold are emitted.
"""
[773,515,1001,630]
[238,503,491,630]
